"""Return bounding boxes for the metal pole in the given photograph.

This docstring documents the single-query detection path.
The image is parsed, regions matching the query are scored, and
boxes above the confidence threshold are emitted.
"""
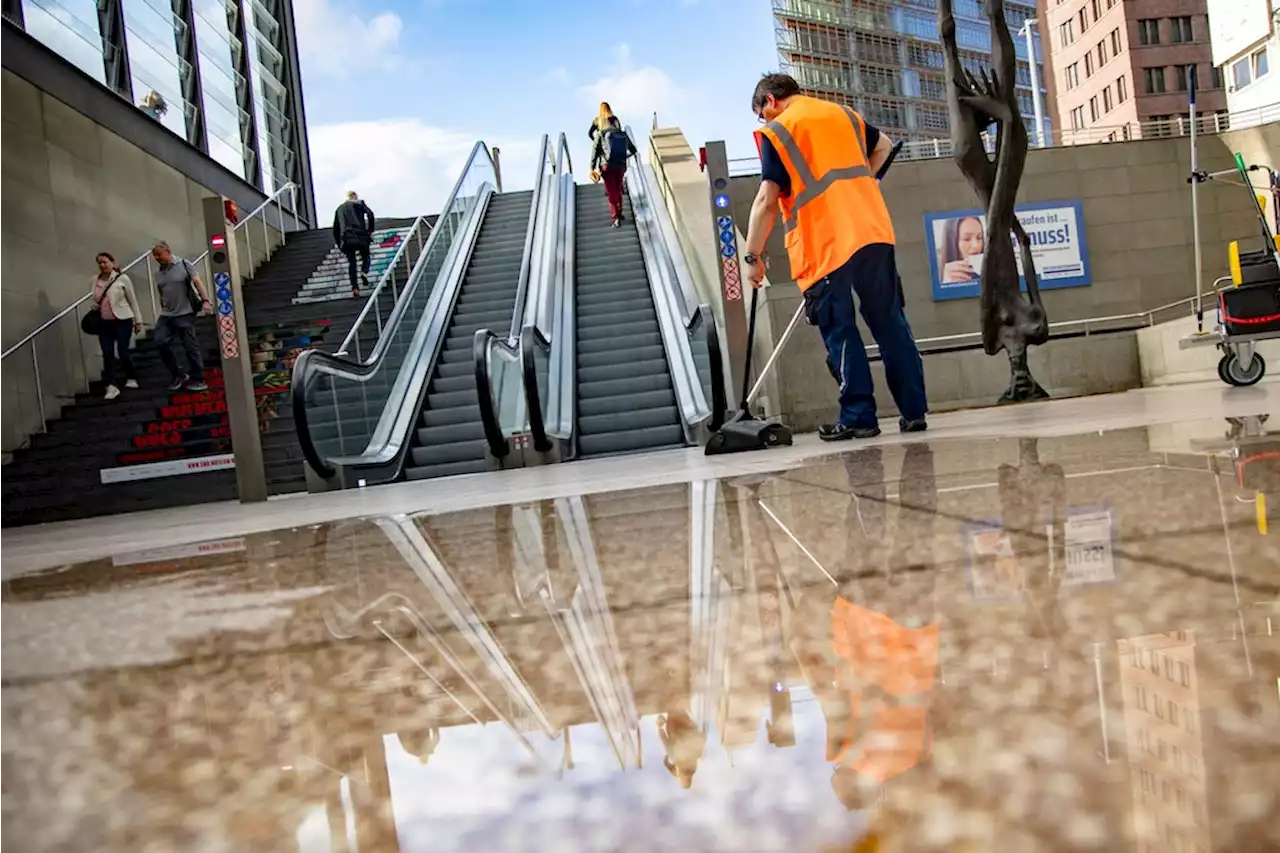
[1189,66,1205,332]
[31,345,46,432]
[1022,19,1046,148]
[262,212,270,263]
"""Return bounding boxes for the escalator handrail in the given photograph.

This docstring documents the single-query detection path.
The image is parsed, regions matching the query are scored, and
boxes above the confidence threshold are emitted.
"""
[334,213,431,358]
[292,175,494,479]
[520,324,553,453]
[507,134,551,343]
[695,304,728,431]
[474,329,522,458]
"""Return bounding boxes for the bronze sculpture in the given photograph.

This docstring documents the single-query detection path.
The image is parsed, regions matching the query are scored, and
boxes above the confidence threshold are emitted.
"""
[938,0,1050,402]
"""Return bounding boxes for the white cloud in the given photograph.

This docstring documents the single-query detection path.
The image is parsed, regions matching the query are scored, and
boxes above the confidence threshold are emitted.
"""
[577,44,686,132]
[310,119,541,217]
[293,0,405,76]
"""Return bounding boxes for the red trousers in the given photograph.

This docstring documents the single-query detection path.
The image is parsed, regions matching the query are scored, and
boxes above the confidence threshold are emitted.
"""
[602,165,626,220]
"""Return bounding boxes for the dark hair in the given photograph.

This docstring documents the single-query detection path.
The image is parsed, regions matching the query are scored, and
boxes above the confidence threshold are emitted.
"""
[95,251,118,270]
[752,73,802,113]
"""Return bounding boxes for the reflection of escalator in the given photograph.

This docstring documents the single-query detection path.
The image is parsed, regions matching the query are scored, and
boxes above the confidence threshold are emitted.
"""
[405,192,532,479]
[574,185,685,456]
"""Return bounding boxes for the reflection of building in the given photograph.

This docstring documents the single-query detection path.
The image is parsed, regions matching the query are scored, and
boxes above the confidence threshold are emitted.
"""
[1044,0,1226,143]
[3,0,316,218]
[1118,631,1210,853]
[770,0,1049,142]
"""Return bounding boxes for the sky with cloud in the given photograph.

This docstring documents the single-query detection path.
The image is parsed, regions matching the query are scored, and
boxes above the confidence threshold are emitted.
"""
[296,0,778,217]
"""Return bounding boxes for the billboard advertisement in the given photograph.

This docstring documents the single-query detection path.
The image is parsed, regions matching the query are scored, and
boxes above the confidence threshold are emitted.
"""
[1207,0,1273,67]
[924,199,1091,302]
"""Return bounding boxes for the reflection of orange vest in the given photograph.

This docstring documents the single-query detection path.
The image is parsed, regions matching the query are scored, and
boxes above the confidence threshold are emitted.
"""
[753,97,896,291]
[829,598,938,783]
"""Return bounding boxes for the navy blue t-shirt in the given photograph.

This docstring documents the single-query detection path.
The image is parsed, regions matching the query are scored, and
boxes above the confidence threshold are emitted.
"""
[759,123,881,197]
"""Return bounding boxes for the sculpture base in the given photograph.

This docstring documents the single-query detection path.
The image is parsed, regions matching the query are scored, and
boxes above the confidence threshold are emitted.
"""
[998,351,1050,404]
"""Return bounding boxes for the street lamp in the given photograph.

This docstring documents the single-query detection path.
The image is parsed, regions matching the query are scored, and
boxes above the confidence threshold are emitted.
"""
[1019,18,1047,148]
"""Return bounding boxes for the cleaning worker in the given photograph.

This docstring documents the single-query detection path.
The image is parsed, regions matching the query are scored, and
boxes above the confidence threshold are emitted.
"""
[742,73,928,440]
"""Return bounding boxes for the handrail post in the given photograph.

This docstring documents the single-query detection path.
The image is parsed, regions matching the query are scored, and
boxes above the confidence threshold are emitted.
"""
[32,344,46,432]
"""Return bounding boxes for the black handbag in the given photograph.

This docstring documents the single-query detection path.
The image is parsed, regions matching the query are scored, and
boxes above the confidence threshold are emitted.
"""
[81,272,121,336]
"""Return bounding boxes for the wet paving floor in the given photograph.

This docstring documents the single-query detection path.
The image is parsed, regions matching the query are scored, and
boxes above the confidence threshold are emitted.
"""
[3,414,1279,852]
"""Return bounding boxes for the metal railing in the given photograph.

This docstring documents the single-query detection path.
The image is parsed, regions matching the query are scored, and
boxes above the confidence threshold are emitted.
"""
[727,102,1280,176]
[334,216,434,360]
[1,182,299,441]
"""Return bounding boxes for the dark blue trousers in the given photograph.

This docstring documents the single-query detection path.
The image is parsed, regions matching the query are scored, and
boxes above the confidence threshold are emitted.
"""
[803,244,927,428]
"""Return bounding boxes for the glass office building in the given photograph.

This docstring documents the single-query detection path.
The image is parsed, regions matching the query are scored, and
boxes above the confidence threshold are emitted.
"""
[4,0,315,220]
[772,0,1050,142]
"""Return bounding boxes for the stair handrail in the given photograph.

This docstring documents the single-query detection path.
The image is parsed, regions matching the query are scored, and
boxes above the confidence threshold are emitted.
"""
[2,181,299,439]
[292,141,499,481]
[334,215,433,359]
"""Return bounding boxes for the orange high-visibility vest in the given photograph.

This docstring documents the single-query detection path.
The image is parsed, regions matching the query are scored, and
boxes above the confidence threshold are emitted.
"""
[754,97,896,291]
[827,597,938,783]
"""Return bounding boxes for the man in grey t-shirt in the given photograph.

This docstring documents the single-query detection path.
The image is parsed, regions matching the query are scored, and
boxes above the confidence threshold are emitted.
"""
[151,241,212,392]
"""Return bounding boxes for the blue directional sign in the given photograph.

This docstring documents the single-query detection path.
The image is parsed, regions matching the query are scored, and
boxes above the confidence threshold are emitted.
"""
[218,301,234,316]
[721,243,735,258]
[213,271,231,288]
[715,193,730,209]
[719,230,734,245]
[215,284,232,301]
[717,215,732,229]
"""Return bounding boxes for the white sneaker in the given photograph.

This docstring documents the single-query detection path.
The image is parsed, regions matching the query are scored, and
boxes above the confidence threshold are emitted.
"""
[125,379,139,389]
[104,385,121,400]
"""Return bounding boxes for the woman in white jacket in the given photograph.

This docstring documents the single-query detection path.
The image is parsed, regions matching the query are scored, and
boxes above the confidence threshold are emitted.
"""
[92,252,143,400]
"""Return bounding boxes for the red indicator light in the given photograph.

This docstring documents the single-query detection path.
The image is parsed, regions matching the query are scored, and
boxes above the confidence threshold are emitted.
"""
[210,234,227,248]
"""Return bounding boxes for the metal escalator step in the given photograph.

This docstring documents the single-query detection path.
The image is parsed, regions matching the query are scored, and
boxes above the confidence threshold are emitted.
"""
[417,421,486,444]
[438,348,473,364]
[577,285,653,307]
[578,298,655,319]
[428,388,479,408]
[578,358,670,384]
[578,425,686,457]
[578,249,643,266]
[578,388,676,417]
[577,308,657,330]
[578,320,660,341]
[432,374,475,393]
[410,438,487,467]
[404,458,490,480]
[578,405,681,435]
[578,331,661,353]
[422,406,477,427]
[579,373,671,399]
[577,344,666,367]
[436,361,474,378]
[457,291,517,310]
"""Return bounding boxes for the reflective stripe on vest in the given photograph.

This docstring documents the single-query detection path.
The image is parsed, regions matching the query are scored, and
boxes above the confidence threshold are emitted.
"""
[764,106,874,234]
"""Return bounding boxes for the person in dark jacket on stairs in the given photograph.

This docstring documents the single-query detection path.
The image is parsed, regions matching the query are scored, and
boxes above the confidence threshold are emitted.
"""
[590,105,638,227]
[333,191,376,297]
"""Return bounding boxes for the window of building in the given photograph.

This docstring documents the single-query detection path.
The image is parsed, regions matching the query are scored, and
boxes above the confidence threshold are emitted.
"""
[1103,85,1113,112]
[1111,28,1122,56]
[1233,56,1253,89]
[1107,0,1117,7]
[1211,64,1223,88]
[1256,47,1271,79]
[1089,95,1100,121]
[1171,16,1193,44]
[1149,651,1160,674]
[1091,0,1101,21]
[1066,62,1080,89]
[1086,53,1095,77]
[1144,67,1166,94]
[1078,8,1087,33]
[1117,74,1128,102]
[1138,19,1160,46]
[1061,19,1074,47]
[1154,695,1166,720]
[1070,105,1085,130]
[1178,661,1191,686]
[1095,41,1105,67]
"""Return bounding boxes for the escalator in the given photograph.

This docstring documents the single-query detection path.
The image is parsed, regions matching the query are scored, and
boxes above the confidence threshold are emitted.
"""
[404,192,531,479]
[574,185,685,456]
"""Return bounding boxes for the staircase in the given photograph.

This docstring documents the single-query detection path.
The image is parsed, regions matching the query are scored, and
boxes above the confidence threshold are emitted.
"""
[1,217,421,527]
[574,184,685,457]
[403,191,532,481]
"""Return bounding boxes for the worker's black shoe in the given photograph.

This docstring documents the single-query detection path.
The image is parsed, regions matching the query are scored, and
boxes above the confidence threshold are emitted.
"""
[899,417,928,433]
[819,423,881,441]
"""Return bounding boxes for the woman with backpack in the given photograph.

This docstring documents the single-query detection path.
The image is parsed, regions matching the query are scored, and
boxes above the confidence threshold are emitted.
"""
[90,251,142,400]
[589,103,638,227]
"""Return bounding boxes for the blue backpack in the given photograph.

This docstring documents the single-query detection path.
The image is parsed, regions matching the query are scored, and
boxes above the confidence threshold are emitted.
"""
[603,127,630,166]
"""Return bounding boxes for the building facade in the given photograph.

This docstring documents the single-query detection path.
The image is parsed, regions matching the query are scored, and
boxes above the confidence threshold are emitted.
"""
[1044,0,1227,143]
[1207,0,1279,115]
[771,0,1051,144]
[2,0,316,221]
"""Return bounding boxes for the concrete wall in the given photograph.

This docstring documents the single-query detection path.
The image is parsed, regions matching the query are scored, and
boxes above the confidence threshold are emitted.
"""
[1,69,281,454]
[1137,314,1280,386]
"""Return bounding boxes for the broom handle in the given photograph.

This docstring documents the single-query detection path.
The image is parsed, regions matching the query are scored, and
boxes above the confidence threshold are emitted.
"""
[741,286,759,408]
